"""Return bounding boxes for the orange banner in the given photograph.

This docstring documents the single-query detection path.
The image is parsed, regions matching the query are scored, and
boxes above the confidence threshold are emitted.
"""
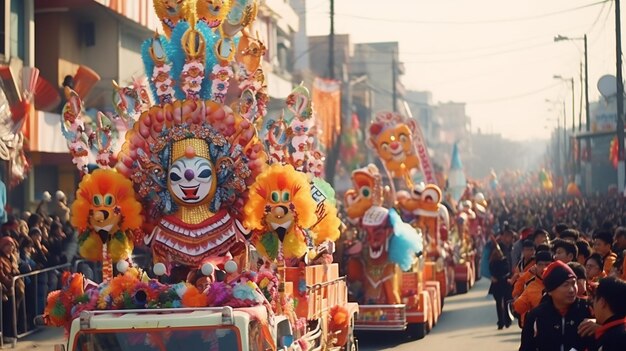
[312,78,341,151]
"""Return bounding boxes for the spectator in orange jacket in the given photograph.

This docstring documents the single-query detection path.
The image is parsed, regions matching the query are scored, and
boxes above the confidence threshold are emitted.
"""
[593,231,617,275]
[512,250,554,299]
[513,251,553,324]
[509,240,535,286]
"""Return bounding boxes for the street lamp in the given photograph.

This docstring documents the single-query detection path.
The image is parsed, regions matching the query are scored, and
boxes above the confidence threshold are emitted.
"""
[555,34,589,192]
[554,35,589,133]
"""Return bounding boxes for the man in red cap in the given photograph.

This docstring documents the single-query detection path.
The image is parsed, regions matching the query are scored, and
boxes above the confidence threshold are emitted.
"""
[519,261,594,351]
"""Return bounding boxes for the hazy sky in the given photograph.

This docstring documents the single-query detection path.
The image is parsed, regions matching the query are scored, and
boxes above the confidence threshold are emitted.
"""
[305,0,621,141]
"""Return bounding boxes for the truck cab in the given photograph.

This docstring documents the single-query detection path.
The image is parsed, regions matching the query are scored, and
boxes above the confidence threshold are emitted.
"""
[60,306,292,351]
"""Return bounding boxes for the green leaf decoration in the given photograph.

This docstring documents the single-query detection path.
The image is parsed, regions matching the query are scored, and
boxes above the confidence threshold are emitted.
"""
[51,302,66,318]
[260,232,279,260]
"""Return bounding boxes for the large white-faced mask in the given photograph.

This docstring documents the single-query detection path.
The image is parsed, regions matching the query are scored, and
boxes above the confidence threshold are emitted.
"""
[168,139,217,206]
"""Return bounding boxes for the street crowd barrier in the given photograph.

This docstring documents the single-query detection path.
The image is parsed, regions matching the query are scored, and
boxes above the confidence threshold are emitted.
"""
[8,263,72,342]
[2,252,151,347]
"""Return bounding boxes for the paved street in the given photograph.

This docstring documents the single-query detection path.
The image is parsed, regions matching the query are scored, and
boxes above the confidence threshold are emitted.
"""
[6,278,519,350]
[360,278,520,351]
[5,325,64,350]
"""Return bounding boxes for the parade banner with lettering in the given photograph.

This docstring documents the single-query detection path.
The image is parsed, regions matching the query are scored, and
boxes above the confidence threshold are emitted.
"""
[411,117,437,185]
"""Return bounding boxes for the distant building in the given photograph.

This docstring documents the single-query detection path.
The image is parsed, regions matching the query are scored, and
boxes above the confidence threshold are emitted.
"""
[352,42,407,115]
[308,34,351,82]
[289,0,312,83]
[256,0,300,109]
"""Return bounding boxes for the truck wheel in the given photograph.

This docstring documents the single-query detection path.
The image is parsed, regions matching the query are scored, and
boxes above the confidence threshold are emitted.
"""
[456,280,469,294]
[344,312,358,351]
[345,335,358,351]
[407,323,426,340]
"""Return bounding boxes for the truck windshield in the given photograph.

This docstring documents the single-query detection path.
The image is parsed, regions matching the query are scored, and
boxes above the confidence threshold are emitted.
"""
[73,327,241,351]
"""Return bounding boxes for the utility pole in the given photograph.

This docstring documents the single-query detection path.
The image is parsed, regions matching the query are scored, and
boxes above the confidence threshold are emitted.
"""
[324,0,339,186]
[584,35,589,133]
[557,119,561,180]
[392,47,397,112]
[563,101,567,182]
[616,0,625,193]
[579,62,583,131]
[570,78,575,132]
[328,0,335,79]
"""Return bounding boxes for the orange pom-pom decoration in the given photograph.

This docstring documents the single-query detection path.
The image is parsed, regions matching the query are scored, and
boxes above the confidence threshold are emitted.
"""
[329,305,349,346]
[182,286,208,307]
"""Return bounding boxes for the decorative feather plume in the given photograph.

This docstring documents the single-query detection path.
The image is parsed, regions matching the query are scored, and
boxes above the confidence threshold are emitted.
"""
[388,208,423,271]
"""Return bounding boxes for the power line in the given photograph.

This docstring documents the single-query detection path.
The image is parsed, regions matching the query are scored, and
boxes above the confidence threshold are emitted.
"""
[332,0,609,25]
[467,82,562,105]
[353,41,553,65]
[367,80,562,106]
[586,0,609,35]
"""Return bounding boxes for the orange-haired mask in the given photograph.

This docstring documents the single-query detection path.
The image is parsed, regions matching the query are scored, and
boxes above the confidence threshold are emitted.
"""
[264,187,297,242]
[89,193,122,236]
[344,164,382,222]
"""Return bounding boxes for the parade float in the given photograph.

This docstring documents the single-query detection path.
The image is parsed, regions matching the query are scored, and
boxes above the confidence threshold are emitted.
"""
[42,1,357,350]
[340,111,484,339]
[342,164,430,339]
[365,111,468,298]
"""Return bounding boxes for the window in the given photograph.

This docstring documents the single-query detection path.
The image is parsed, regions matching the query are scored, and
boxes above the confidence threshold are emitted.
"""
[9,0,24,60]
[0,0,5,56]
[74,327,242,351]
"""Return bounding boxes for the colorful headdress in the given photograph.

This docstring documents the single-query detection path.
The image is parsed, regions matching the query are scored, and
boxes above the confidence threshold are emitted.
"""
[114,0,269,267]
[263,84,326,178]
[117,0,269,218]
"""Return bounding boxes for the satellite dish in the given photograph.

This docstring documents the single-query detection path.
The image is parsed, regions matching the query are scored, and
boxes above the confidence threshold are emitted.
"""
[597,75,618,98]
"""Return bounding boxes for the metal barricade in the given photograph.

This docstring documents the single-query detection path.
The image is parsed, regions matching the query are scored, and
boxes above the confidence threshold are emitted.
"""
[1,287,3,348]
[1,252,151,345]
[10,263,72,340]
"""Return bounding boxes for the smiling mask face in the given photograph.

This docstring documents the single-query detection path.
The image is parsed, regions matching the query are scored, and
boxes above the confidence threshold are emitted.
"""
[168,139,217,206]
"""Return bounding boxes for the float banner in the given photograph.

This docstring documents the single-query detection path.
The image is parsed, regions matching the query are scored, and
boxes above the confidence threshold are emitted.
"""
[312,77,341,151]
[412,119,436,185]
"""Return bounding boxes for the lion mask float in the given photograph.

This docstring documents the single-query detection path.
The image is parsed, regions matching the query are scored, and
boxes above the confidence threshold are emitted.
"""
[367,112,420,183]
[72,169,143,264]
[244,163,317,264]
[343,164,383,223]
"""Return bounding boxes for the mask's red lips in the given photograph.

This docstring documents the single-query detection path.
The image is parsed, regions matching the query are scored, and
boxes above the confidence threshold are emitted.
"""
[180,185,200,200]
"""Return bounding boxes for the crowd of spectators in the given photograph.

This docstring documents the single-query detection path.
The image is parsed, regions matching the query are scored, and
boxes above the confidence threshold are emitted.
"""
[0,191,76,341]
[483,193,626,350]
